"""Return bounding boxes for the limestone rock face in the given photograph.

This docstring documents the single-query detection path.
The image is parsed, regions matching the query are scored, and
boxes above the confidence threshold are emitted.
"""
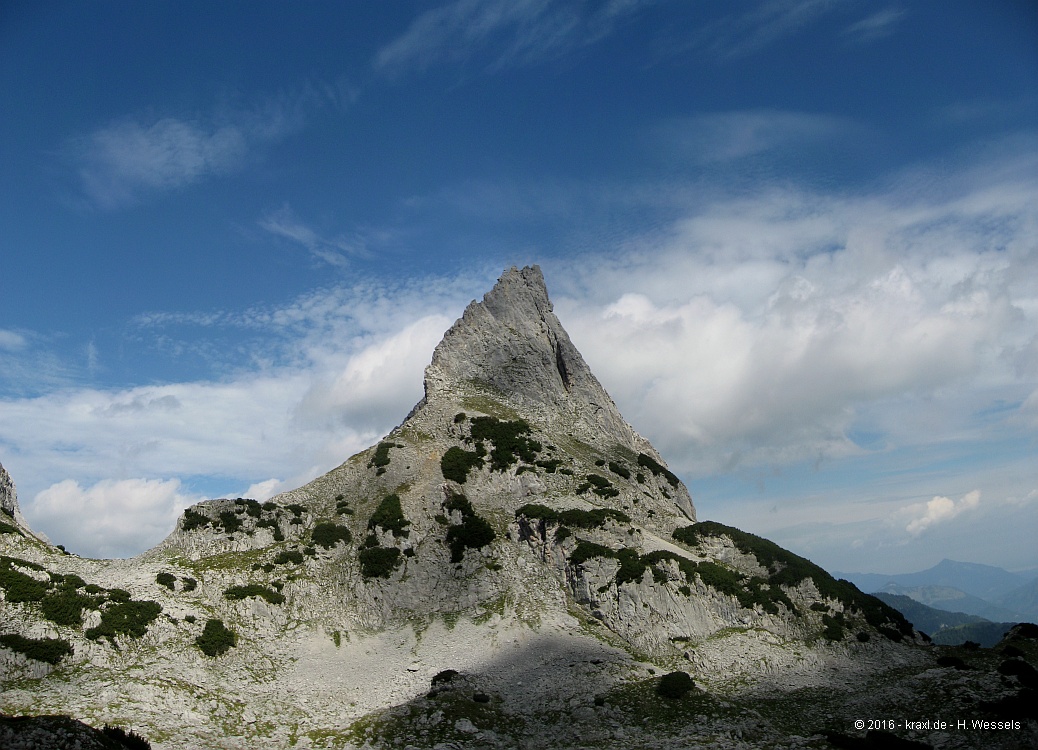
[419,266,637,449]
[0,461,36,537]
[2,267,1027,750]
[0,461,17,518]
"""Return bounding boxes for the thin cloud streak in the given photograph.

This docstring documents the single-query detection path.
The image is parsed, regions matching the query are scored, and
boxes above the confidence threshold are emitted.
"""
[374,0,656,74]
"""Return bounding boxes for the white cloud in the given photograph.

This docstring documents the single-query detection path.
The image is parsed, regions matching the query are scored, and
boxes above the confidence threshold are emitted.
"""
[682,0,837,60]
[75,118,247,208]
[243,478,284,501]
[0,330,27,351]
[658,110,858,164]
[259,204,369,268]
[904,490,981,535]
[69,86,328,209]
[374,0,654,74]
[843,8,906,43]
[32,477,204,558]
[552,167,1037,474]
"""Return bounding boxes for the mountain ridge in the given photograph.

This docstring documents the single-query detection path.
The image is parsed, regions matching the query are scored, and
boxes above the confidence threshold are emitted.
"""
[3,266,1035,749]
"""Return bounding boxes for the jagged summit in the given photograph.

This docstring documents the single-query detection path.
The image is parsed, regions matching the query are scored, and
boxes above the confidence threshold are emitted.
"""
[5,268,1019,750]
[414,265,649,457]
[0,460,34,538]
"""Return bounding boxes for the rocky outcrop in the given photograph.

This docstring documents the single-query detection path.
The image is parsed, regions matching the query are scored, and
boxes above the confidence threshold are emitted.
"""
[0,461,18,519]
[3,266,1032,750]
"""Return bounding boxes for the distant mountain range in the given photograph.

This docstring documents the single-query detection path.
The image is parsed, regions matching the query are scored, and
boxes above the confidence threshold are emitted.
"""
[870,593,1018,647]
[836,558,1038,635]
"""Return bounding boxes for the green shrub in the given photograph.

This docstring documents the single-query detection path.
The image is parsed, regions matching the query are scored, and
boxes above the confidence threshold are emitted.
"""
[0,563,49,603]
[0,632,73,664]
[446,515,496,563]
[101,725,151,750]
[184,615,197,624]
[637,453,680,487]
[195,618,236,657]
[181,577,197,592]
[274,550,305,565]
[155,572,176,590]
[555,526,572,542]
[287,503,307,516]
[368,442,400,474]
[368,494,409,537]
[107,588,131,602]
[608,461,631,479]
[657,671,694,699]
[358,546,402,578]
[41,591,92,626]
[312,522,353,549]
[86,599,162,641]
[238,499,263,518]
[515,504,630,529]
[441,446,484,483]
[0,519,20,535]
[569,541,615,566]
[822,613,845,641]
[181,508,210,531]
[224,585,285,605]
[218,510,242,534]
[469,416,541,470]
[673,521,910,635]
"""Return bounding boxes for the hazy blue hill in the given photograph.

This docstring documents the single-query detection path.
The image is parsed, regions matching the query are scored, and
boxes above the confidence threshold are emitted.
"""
[872,593,1018,647]
[874,583,1025,622]
[997,576,1038,621]
[871,592,986,634]
[836,559,1032,602]
[929,621,1020,647]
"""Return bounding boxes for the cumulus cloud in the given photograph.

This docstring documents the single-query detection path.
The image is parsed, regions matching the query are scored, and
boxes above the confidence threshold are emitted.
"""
[904,490,981,536]
[553,166,1037,474]
[32,477,203,558]
[242,478,284,501]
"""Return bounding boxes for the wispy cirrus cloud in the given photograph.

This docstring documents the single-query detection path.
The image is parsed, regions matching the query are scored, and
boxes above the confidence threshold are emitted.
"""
[374,0,655,75]
[258,204,370,269]
[842,7,906,43]
[657,109,859,164]
[681,0,837,60]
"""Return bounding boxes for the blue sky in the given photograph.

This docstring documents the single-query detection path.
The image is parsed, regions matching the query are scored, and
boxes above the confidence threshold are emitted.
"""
[1,1,1036,572]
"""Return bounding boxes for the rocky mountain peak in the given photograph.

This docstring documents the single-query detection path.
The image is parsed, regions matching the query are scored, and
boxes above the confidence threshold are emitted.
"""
[0,461,16,519]
[416,265,644,454]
